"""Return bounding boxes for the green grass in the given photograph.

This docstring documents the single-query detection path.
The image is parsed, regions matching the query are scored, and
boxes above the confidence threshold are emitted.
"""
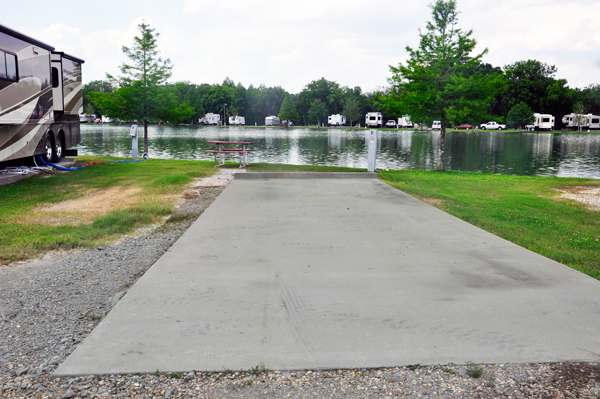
[378,170,600,280]
[0,156,216,264]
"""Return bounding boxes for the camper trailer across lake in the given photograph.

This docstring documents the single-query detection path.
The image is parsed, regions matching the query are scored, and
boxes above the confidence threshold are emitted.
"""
[0,24,84,163]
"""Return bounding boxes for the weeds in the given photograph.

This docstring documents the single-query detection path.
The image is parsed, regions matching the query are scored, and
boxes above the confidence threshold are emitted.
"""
[465,361,484,379]
[439,365,456,374]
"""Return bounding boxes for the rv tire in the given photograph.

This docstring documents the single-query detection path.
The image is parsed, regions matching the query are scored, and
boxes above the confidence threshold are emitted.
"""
[53,135,64,162]
[41,135,54,163]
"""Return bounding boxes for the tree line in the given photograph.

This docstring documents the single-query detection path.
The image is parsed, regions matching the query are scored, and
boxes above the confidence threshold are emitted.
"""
[85,15,599,133]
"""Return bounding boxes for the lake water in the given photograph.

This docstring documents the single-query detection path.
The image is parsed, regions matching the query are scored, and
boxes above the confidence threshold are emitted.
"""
[77,125,600,179]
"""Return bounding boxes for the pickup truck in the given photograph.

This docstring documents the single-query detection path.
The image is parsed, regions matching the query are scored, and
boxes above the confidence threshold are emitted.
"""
[480,121,506,130]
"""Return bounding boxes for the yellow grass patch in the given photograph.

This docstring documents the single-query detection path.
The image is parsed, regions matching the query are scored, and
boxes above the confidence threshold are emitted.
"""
[555,186,600,211]
[23,186,144,226]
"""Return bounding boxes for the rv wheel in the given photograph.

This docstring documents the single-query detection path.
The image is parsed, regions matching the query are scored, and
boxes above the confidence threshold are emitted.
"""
[53,136,64,162]
[42,136,54,163]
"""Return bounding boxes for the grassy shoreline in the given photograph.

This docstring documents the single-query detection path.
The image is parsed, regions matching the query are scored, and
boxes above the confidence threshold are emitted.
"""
[1,159,598,281]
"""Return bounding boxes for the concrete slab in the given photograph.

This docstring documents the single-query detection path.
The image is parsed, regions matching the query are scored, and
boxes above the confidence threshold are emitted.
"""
[55,176,600,376]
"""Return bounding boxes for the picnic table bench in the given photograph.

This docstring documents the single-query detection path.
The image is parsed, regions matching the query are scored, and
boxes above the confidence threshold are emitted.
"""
[205,141,257,168]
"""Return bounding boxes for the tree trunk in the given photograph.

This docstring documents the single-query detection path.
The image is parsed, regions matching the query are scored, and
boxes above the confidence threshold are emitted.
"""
[143,120,149,156]
[437,115,446,171]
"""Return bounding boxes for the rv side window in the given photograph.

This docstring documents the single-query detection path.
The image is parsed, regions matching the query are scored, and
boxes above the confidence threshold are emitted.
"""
[593,118,600,124]
[1,52,18,82]
[542,117,550,123]
[52,67,60,88]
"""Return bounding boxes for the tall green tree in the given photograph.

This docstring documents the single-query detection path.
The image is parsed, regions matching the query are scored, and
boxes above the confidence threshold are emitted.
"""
[90,22,191,155]
[307,99,328,127]
[506,102,534,132]
[278,94,300,125]
[343,97,362,127]
[384,0,498,170]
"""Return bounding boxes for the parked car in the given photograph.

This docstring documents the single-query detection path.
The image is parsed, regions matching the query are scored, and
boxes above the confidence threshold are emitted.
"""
[93,118,102,123]
[385,120,397,128]
[454,124,472,130]
[480,121,506,130]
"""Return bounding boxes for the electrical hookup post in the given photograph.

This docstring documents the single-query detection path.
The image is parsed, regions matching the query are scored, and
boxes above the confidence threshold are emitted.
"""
[367,130,377,172]
[130,125,139,160]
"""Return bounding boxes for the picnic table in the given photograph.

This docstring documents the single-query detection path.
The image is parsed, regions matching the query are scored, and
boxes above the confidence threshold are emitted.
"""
[205,141,257,168]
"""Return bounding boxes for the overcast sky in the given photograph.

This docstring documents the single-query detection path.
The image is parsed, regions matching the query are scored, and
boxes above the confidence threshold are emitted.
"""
[4,0,600,93]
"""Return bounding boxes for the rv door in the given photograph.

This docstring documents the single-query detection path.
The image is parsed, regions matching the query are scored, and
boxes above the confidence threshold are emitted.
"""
[51,53,63,113]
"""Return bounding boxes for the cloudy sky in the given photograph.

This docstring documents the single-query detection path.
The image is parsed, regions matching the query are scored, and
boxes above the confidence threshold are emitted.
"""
[4,0,600,93]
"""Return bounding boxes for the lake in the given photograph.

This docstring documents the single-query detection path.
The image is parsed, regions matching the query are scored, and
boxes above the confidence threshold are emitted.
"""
[77,125,600,179]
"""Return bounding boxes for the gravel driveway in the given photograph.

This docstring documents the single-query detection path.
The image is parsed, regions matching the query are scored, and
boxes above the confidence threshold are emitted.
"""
[1,171,600,398]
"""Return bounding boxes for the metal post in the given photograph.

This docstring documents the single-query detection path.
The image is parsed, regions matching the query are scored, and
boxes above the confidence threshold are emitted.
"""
[130,124,138,160]
[367,130,377,172]
[224,103,227,126]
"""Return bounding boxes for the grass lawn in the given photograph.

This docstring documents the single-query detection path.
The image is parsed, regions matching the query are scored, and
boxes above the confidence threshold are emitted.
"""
[0,156,217,265]
[379,170,600,280]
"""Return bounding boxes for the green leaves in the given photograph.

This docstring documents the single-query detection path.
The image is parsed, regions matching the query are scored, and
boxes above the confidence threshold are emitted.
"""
[507,102,535,131]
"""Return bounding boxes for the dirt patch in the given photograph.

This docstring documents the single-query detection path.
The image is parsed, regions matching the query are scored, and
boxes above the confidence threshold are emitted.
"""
[555,186,600,211]
[422,197,445,207]
[24,186,143,226]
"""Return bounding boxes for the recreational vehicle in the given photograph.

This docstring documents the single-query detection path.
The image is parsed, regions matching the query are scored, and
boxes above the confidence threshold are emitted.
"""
[228,115,245,125]
[397,115,413,128]
[365,112,383,128]
[561,113,600,130]
[265,116,280,126]
[0,24,85,164]
[203,113,220,125]
[328,114,346,126]
[432,121,442,130]
[526,113,555,131]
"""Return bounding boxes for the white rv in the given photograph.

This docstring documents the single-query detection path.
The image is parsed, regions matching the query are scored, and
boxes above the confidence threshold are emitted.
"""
[228,115,245,125]
[526,113,554,131]
[204,113,220,125]
[561,113,600,130]
[397,115,414,128]
[328,114,346,126]
[0,24,85,163]
[365,112,383,128]
[265,116,280,126]
[432,121,442,130]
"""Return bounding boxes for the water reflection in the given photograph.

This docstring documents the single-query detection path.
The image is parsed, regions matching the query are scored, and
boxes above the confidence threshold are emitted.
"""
[77,125,600,178]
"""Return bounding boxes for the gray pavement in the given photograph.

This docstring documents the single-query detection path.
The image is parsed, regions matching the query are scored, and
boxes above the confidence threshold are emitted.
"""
[55,173,600,376]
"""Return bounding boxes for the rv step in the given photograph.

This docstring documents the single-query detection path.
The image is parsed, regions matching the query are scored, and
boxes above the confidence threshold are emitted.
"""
[64,149,78,156]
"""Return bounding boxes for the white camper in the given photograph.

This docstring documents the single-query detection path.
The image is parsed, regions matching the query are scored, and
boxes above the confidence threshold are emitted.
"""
[365,112,383,128]
[265,116,280,126]
[561,113,600,130]
[228,115,245,125]
[432,121,442,130]
[204,113,220,125]
[328,114,346,126]
[0,24,84,163]
[526,113,554,131]
[397,115,414,128]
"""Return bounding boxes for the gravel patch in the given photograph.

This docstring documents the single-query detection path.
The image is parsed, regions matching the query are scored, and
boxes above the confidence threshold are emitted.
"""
[1,170,600,398]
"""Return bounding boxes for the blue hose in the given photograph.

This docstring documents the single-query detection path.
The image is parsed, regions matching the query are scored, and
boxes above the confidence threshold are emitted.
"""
[38,155,147,170]
[110,157,148,163]
[38,156,85,170]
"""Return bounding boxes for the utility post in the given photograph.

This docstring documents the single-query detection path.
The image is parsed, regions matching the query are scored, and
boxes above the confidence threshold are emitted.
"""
[224,103,227,126]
